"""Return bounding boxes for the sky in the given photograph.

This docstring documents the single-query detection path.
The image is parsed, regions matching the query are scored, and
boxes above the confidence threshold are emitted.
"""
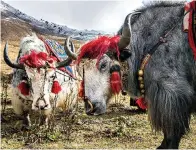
[3,0,187,33]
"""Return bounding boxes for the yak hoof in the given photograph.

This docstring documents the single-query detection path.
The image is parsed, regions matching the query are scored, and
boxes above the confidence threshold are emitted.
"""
[157,146,165,149]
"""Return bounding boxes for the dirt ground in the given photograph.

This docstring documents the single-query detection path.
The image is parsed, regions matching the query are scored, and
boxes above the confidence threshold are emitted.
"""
[1,38,196,149]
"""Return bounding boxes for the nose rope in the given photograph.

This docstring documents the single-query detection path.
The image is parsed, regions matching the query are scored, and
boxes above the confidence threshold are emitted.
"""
[35,68,48,109]
[35,93,48,108]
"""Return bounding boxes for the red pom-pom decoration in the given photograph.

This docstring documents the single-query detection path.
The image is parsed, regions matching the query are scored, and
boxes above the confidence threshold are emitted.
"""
[18,81,30,96]
[136,97,147,110]
[51,80,62,94]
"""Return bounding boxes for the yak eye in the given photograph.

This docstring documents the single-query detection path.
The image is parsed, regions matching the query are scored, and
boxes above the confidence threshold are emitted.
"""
[100,63,107,69]
[50,75,56,80]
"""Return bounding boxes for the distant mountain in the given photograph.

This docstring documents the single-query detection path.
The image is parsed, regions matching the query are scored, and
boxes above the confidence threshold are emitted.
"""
[1,1,110,41]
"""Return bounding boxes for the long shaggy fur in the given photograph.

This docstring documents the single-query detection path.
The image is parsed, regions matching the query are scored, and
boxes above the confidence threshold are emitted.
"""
[146,79,193,135]
[118,1,196,146]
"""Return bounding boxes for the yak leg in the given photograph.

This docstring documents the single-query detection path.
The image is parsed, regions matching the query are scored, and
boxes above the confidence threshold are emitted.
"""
[12,94,32,129]
[39,108,52,126]
[147,80,192,149]
[22,100,32,130]
[158,115,189,149]
[39,115,48,126]
[21,111,31,130]
[157,100,191,149]
[157,132,183,149]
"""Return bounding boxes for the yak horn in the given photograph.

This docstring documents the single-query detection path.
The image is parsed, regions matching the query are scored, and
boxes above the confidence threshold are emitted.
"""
[64,36,77,60]
[87,99,94,113]
[55,36,77,68]
[55,57,73,68]
[118,12,141,50]
[3,42,24,69]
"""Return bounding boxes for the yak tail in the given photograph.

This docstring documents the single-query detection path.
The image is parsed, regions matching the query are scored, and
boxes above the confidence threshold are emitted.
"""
[147,79,194,136]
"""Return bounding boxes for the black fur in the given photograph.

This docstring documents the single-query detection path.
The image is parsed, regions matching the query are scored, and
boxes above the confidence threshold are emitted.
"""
[110,64,121,74]
[118,1,196,149]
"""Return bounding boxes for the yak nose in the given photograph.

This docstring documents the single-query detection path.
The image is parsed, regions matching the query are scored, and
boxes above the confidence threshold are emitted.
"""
[40,106,44,110]
[40,104,48,110]
[35,104,48,110]
[35,102,49,110]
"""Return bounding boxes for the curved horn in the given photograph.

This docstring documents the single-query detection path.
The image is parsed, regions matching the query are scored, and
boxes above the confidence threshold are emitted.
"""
[87,99,94,113]
[64,36,77,60]
[55,57,73,68]
[55,36,77,68]
[118,12,141,50]
[3,42,24,69]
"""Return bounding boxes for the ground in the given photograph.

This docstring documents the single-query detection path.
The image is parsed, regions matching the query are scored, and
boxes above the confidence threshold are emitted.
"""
[1,37,196,149]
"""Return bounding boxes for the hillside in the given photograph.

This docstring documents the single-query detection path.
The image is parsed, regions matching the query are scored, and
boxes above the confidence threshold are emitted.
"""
[1,1,108,41]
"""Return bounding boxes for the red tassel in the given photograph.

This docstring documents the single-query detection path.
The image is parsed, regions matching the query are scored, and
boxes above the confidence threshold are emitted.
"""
[78,80,84,98]
[17,81,30,96]
[136,97,147,110]
[110,72,122,94]
[51,80,62,94]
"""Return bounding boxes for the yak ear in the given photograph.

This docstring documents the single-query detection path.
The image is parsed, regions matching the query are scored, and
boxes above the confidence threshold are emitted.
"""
[114,49,132,61]
[119,49,132,61]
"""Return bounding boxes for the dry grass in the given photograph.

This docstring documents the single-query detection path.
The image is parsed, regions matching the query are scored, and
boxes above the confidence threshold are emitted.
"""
[1,39,196,149]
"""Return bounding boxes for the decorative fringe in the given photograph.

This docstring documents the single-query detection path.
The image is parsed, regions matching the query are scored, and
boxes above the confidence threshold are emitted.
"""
[136,97,147,110]
[18,81,30,96]
[188,1,196,60]
[76,36,120,66]
[183,2,190,32]
[51,80,62,94]
[78,80,84,98]
[110,72,122,94]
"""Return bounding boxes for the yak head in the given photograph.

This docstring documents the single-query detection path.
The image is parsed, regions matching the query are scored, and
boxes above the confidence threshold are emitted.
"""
[4,34,77,110]
[77,13,139,115]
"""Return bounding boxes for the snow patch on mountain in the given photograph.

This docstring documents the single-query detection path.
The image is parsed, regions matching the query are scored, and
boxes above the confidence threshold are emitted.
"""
[1,1,111,41]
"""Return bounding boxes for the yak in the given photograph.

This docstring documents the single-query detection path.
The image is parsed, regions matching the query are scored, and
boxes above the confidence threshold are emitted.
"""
[3,34,79,128]
[75,1,196,149]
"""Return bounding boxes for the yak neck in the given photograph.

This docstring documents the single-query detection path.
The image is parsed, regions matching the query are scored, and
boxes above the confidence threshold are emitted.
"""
[120,2,184,96]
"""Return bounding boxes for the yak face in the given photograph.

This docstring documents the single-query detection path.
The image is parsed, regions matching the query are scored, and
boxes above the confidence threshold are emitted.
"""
[17,35,54,110]
[25,67,55,110]
[75,12,141,115]
[82,54,121,115]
